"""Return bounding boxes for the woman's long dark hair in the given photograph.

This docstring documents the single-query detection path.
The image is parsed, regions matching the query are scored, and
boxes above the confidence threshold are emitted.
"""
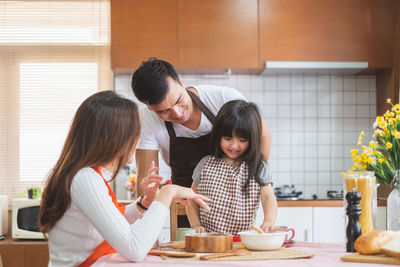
[210,100,264,190]
[39,91,140,233]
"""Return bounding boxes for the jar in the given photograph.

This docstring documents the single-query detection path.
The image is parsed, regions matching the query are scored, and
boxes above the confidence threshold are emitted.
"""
[344,171,377,235]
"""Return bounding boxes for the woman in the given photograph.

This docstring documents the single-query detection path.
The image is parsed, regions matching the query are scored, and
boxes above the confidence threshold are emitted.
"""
[39,91,209,266]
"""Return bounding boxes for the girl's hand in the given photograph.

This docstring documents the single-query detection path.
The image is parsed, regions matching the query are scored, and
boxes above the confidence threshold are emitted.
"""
[140,161,163,207]
[194,226,206,233]
[260,221,275,232]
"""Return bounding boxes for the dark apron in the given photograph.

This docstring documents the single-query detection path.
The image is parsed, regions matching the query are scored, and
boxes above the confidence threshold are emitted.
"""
[165,89,215,227]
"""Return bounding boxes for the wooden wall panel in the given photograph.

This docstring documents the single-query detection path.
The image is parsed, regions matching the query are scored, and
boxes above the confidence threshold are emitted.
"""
[111,0,178,70]
[259,0,393,68]
[376,0,399,198]
[178,0,258,68]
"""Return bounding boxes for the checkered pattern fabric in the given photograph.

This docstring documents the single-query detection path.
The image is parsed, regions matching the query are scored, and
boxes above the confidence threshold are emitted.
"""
[197,156,260,235]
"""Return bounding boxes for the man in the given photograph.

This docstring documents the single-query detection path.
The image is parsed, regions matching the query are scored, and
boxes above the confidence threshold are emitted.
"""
[131,58,272,224]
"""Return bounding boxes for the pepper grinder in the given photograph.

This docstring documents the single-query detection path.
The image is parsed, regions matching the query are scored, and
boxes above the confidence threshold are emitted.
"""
[345,190,362,252]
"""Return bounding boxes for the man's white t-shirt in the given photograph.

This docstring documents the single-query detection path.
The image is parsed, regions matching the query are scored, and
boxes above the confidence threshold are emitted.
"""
[137,84,246,165]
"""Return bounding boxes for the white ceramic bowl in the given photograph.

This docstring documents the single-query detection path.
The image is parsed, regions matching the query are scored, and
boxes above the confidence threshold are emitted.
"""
[238,230,286,251]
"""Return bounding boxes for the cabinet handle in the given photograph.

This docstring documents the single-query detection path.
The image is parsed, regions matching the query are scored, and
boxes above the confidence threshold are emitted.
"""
[305,228,310,242]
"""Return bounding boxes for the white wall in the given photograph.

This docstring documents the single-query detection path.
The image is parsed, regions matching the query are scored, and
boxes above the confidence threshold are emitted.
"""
[115,74,376,200]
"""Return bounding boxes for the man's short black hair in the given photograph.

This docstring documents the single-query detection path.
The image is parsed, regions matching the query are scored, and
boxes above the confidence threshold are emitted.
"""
[131,58,181,105]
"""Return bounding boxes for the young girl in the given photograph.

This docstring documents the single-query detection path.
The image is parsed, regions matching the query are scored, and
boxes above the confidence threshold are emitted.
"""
[186,100,277,235]
[39,91,209,267]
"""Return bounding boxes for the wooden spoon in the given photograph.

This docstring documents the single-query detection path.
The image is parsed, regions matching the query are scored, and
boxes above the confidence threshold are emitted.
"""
[159,240,185,249]
[199,248,251,260]
[149,250,196,258]
[250,224,265,234]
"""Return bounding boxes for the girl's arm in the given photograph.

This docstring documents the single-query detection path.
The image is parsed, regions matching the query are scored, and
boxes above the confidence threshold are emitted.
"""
[186,183,206,233]
[260,183,277,232]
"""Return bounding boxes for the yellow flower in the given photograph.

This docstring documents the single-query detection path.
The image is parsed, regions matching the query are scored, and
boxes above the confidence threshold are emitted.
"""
[341,172,345,178]
[360,131,365,137]
[396,132,400,139]
[376,116,384,123]
[369,141,375,148]
[374,131,379,136]
[373,151,378,155]
[387,98,392,104]
[354,162,360,168]
[360,164,367,170]
[351,149,359,157]
[357,140,362,146]
[378,158,384,163]
[367,157,373,164]
[389,118,394,125]
[362,146,367,151]
[368,148,373,154]
[386,142,393,149]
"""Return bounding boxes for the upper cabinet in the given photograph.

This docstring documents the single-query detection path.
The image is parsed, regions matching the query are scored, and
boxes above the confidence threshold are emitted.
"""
[178,0,258,69]
[259,0,393,68]
[111,0,178,72]
[111,0,394,72]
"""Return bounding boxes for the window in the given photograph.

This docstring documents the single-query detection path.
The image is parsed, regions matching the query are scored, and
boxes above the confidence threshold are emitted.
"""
[0,0,111,203]
[19,63,98,181]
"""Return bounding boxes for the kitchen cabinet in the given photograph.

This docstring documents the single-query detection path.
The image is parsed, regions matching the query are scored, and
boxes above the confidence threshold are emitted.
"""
[313,207,345,242]
[111,0,178,72]
[276,207,313,242]
[178,0,258,69]
[259,0,393,68]
[0,237,48,267]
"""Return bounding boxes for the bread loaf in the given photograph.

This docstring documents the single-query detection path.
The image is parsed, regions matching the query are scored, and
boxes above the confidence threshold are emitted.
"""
[381,236,400,259]
[354,230,400,255]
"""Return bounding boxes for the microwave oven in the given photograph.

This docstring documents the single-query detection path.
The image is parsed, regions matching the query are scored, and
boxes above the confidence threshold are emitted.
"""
[12,199,44,239]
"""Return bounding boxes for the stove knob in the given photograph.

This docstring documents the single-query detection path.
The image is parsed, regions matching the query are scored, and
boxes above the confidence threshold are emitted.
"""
[312,194,318,200]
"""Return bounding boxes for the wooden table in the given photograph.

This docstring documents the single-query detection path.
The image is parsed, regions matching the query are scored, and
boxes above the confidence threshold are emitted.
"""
[0,237,49,267]
[91,242,392,266]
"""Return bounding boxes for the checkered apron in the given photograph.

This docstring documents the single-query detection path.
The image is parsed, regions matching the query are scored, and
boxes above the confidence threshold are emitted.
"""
[197,156,260,235]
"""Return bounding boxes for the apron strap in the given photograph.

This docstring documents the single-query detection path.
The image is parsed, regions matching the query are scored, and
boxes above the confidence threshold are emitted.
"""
[78,166,125,267]
[187,89,215,125]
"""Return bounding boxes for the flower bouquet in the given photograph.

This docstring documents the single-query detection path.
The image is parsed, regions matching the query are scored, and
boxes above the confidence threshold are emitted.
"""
[343,98,400,231]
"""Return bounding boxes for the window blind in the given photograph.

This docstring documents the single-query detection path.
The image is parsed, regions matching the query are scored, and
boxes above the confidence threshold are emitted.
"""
[19,63,98,181]
[0,1,109,44]
[0,0,112,205]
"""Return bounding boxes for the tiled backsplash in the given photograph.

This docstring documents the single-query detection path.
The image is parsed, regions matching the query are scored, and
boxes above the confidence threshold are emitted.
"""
[115,74,376,199]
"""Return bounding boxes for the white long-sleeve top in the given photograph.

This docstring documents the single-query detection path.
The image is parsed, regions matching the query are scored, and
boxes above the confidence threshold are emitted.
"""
[48,167,168,267]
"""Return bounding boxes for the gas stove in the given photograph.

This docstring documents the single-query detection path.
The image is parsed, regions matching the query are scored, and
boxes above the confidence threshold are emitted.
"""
[274,185,344,201]
[274,185,303,201]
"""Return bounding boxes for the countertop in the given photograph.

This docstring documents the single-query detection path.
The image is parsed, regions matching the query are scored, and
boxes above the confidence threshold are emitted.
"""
[277,199,387,207]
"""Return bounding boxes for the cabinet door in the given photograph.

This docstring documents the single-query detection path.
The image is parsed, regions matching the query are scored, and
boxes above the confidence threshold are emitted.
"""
[259,0,393,68]
[111,0,178,71]
[276,207,313,242]
[178,0,258,68]
[313,207,345,242]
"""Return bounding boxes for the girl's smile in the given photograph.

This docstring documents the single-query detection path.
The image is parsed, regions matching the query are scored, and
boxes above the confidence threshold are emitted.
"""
[220,135,249,161]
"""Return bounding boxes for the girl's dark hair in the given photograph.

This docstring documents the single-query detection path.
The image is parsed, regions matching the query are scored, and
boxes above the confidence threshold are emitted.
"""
[39,91,140,233]
[211,100,264,189]
[131,57,182,105]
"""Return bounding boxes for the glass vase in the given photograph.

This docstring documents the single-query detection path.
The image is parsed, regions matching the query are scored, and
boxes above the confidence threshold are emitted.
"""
[387,171,400,231]
[344,171,377,235]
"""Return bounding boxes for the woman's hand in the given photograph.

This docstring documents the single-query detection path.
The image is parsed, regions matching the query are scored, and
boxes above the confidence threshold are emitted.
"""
[156,184,211,211]
[139,161,163,208]
[194,226,206,233]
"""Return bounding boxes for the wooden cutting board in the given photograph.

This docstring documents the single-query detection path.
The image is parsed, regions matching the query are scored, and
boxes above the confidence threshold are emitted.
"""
[160,247,314,261]
[341,253,400,265]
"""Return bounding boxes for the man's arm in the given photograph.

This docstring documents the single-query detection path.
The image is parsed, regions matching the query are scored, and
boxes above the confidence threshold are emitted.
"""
[261,118,272,162]
[135,149,159,196]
